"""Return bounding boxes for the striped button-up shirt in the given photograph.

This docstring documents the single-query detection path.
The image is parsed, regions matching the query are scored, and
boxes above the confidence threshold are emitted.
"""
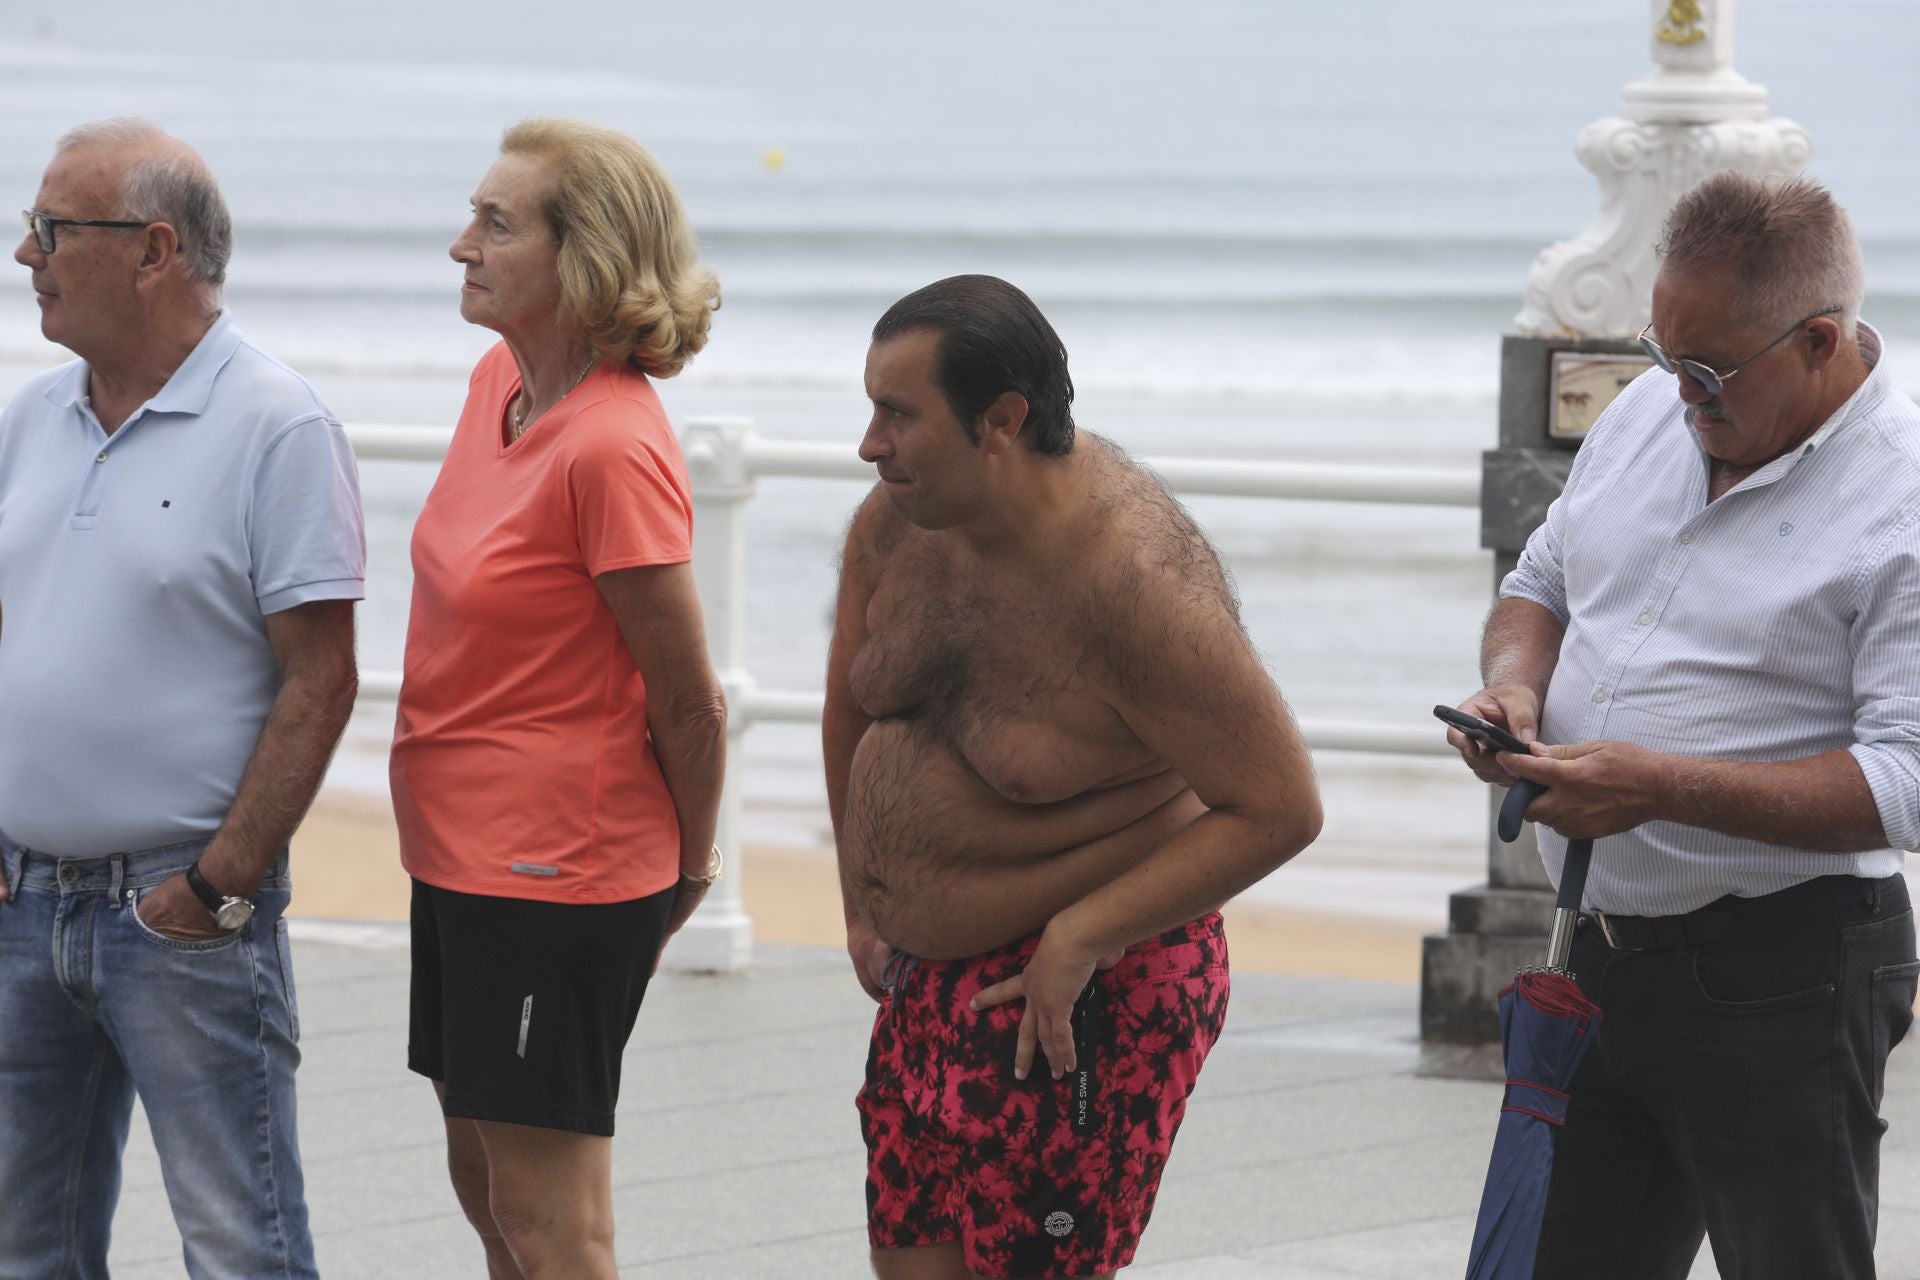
[1502,323,1918,914]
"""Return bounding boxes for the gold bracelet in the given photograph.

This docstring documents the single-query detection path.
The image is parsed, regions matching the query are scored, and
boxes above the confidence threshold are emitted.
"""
[679,845,723,890]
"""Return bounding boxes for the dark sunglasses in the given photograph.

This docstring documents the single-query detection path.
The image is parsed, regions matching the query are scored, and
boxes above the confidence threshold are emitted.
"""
[21,208,151,255]
[1639,307,1842,398]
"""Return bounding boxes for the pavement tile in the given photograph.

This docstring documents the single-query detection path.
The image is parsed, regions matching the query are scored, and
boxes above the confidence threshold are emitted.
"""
[99,937,1920,1278]
[1131,1256,1358,1279]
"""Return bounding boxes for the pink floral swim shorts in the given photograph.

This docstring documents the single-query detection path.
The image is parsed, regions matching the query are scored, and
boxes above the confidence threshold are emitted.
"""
[857,912,1230,1277]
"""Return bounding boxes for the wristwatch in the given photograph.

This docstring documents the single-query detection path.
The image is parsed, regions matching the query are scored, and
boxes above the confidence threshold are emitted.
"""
[679,845,724,891]
[184,863,255,931]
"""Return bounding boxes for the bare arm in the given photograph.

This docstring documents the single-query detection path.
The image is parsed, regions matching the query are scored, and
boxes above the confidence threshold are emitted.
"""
[1449,596,1566,784]
[596,562,728,938]
[824,489,893,1000]
[1050,584,1322,958]
[976,558,1323,1079]
[136,599,358,938]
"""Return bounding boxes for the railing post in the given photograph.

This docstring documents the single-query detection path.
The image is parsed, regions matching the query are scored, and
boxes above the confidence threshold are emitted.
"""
[661,417,758,973]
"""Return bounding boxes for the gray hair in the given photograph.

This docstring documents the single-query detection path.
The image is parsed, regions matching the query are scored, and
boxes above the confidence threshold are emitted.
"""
[56,118,233,288]
[1658,172,1865,341]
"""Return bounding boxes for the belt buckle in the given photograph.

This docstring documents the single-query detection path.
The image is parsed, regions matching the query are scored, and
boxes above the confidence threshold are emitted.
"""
[1591,910,1620,949]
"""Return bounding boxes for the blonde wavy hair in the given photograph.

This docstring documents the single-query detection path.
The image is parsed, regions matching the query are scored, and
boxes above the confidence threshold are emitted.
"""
[501,118,720,377]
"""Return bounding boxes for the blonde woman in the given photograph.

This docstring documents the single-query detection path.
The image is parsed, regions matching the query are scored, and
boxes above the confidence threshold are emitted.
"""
[390,119,725,1279]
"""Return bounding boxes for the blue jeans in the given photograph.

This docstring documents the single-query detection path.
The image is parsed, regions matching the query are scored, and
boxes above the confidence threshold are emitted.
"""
[0,837,316,1280]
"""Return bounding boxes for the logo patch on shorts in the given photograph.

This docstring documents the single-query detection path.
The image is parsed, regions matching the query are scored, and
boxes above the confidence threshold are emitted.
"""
[1043,1211,1075,1238]
[517,995,533,1058]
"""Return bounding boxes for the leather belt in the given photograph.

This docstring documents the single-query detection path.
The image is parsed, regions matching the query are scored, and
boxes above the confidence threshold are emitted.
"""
[1583,874,1892,953]
[1587,906,1733,951]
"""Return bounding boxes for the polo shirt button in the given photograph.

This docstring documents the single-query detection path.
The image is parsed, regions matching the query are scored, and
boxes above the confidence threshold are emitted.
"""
[1637,611,1653,625]
[95,451,107,463]
[1678,532,1692,544]
[1592,689,1608,703]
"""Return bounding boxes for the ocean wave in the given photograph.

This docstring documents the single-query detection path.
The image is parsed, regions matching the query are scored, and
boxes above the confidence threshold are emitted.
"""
[213,215,1920,260]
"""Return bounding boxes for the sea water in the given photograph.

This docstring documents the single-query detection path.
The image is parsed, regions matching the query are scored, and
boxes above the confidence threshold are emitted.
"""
[2,0,1918,918]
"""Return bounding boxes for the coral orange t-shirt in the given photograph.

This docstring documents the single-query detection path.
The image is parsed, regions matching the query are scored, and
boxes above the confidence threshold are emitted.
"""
[391,343,693,904]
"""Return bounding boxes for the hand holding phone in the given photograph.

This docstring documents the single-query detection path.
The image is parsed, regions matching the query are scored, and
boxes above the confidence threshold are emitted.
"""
[1432,704,1530,756]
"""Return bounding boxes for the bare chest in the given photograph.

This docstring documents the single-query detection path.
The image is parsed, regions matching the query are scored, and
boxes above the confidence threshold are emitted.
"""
[848,548,1147,803]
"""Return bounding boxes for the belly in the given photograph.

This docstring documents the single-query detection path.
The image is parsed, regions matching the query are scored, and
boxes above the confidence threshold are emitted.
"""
[841,717,1200,957]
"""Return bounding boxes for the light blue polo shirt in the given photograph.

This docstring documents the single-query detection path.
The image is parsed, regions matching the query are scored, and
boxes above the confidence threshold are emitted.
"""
[0,313,365,855]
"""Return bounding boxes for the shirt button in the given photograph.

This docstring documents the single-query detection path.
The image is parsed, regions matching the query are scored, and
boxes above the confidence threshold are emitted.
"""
[95,451,108,463]
[1592,689,1608,703]
[1637,611,1653,626]
[1679,532,1693,544]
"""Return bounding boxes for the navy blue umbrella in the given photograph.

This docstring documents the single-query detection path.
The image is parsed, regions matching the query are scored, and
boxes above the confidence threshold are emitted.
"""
[1464,780,1603,1280]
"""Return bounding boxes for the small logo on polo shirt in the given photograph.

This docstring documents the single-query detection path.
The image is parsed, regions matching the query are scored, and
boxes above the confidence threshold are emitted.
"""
[161,500,171,508]
[1044,1211,1074,1237]
[509,861,559,877]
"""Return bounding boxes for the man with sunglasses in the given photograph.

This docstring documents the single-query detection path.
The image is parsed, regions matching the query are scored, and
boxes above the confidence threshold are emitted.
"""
[0,120,362,1278]
[1445,171,1919,1279]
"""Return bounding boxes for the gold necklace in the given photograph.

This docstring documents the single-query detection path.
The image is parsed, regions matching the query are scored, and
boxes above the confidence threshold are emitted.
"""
[510,357,596,439]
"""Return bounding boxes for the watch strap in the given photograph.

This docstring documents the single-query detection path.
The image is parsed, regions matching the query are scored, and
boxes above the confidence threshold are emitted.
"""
[183,862,227,913]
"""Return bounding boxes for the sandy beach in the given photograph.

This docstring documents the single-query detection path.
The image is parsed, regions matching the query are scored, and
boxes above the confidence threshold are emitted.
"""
[291,790,1436,985]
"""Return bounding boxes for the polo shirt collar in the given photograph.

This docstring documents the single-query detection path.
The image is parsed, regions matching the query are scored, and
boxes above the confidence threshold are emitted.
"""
[41,311,243,419]
[43,360,89,409]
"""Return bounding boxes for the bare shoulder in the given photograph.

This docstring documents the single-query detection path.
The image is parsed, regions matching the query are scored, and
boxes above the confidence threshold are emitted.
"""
[838,483,916,583]
[1075,437,1255,694]
[1083,436,1240,622]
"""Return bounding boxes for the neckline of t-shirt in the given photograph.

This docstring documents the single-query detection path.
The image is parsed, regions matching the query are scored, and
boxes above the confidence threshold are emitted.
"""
[497,366,610,456]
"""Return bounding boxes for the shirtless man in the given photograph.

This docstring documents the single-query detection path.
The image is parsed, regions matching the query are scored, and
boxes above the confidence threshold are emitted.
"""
[826,274,1323,1280]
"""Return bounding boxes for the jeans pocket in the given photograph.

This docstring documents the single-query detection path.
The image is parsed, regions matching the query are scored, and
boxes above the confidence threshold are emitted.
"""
[128,887,246,953]
[1690,924,1840,1011]
[1689,949,1836,1013]
[276,916,300,1043]
[1870,959,1920,1107]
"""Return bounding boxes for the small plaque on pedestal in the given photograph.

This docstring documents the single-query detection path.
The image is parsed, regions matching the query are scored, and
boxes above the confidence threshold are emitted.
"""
[1547,352,1654,441]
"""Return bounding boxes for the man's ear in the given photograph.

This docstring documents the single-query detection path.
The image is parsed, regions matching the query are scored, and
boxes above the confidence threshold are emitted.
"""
[1803,314,1844,373]
[976,391,1030,455]
[133,220,182,289]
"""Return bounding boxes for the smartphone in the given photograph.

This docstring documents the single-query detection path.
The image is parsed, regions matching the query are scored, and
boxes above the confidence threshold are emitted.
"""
[1432,704,1530,755]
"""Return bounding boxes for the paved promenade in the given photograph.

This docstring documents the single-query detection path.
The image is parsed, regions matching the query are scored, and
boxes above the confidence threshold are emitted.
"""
[103,928,1920,1279]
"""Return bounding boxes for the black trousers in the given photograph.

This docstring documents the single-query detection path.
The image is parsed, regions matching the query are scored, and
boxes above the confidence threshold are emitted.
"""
[1535,874,1918,1280]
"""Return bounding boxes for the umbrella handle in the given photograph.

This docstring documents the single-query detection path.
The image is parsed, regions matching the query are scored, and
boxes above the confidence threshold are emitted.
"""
[1500,781,1595,910]
[1499,778,1596,971]
[1496,778,1547,843]
[1556,837,1594,912]
[1546,842,1594,972]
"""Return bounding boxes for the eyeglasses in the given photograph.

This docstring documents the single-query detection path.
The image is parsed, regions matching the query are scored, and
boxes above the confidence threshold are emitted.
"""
[1639,306,1842,398]
[20,209,150,255]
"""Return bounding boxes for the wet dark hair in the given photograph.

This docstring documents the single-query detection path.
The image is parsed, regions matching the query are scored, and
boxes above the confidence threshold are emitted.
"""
[872,274,1076,456]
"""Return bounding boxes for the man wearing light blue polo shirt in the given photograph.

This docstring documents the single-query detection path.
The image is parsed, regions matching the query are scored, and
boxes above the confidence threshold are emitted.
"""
[0,120,362,1280]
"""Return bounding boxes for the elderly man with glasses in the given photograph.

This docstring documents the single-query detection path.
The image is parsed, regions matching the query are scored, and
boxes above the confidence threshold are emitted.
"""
[1445,171,1920,1280]
[0,120,362,1279]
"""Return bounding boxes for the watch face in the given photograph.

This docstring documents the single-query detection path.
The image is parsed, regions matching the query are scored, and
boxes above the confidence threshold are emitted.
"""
[214,900,254,931]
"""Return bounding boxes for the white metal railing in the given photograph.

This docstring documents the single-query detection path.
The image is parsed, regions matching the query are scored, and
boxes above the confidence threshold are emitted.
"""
[345,418,1480,971]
